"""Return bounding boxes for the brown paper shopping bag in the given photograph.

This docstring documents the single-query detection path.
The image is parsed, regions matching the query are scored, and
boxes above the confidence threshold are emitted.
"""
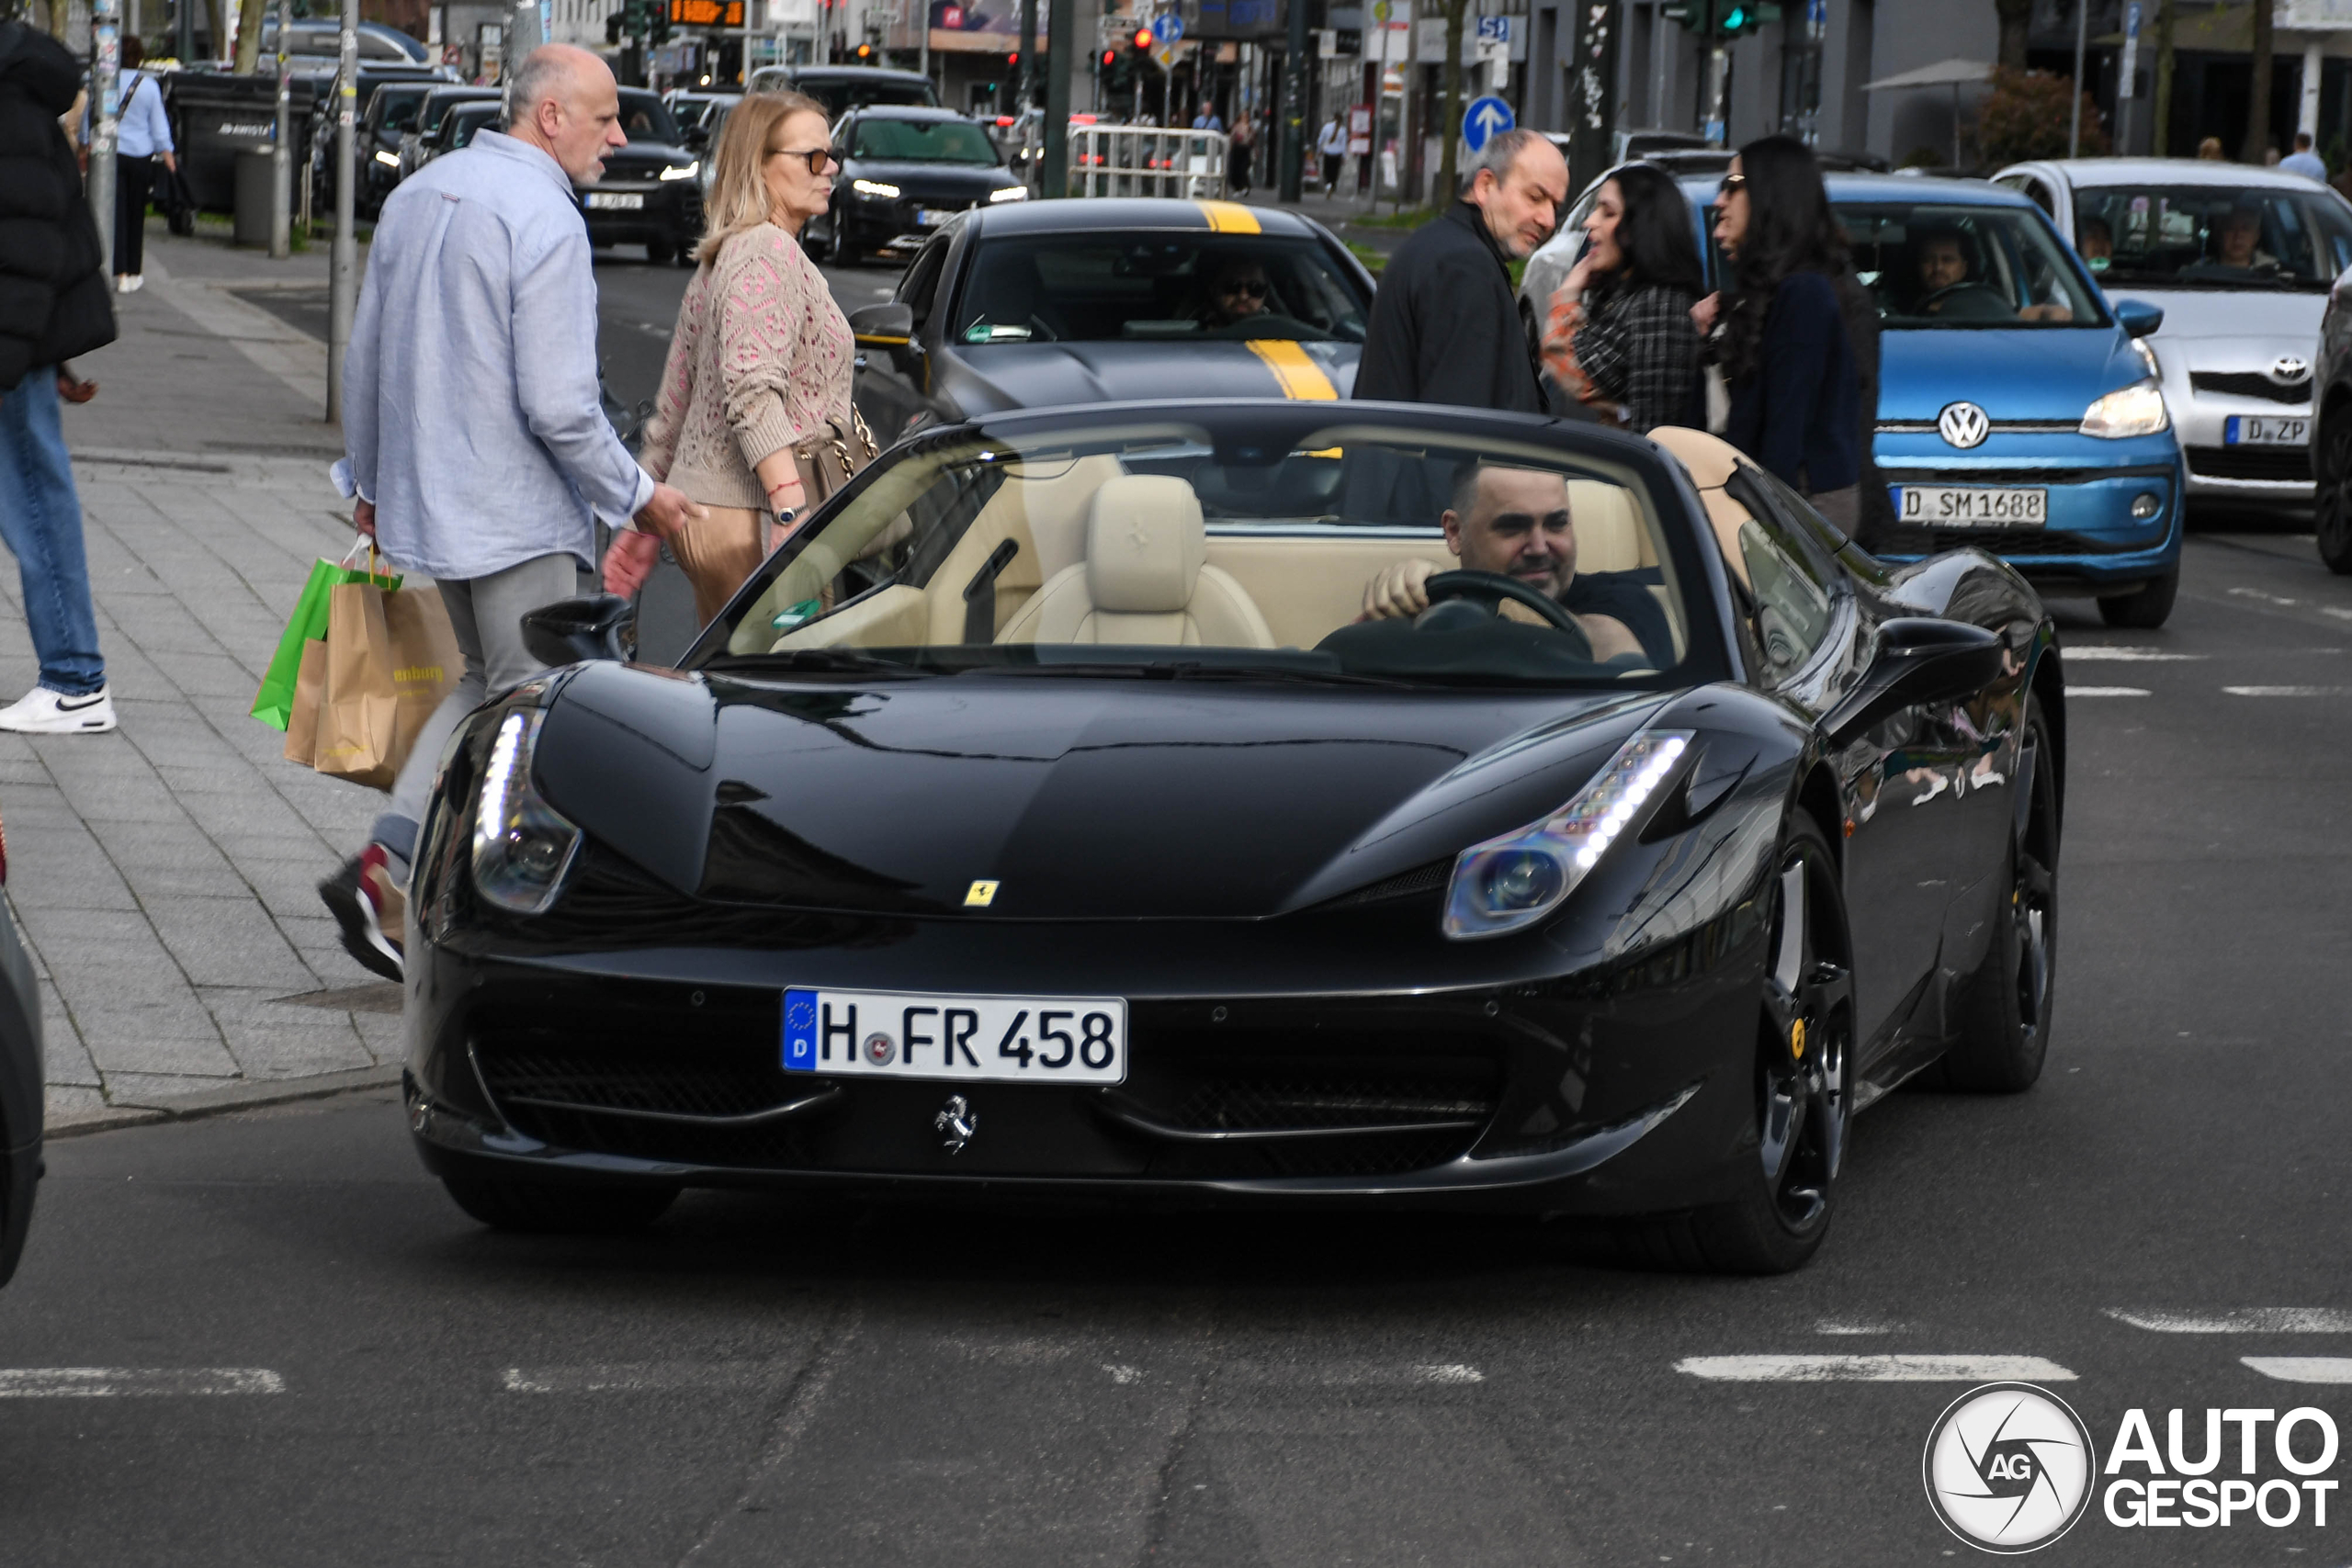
[283,637,328,767]
[310,580,461,791]
[381,583,460,773]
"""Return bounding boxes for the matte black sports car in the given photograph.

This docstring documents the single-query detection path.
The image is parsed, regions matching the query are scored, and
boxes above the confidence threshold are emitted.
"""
[810,107,1026,266]
[845,198,1373,445]
[404,403,2064,1273]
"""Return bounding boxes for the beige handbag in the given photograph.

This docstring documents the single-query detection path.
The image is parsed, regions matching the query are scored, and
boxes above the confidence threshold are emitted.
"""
[789,407,881,507]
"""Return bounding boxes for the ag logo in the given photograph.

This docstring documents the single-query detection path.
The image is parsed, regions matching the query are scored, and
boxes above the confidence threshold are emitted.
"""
[1923,1382,2096,1553]
[1938,400,1992,449]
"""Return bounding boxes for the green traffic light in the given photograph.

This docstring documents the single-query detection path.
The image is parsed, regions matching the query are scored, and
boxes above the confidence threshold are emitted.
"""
[1722,6,1745,27]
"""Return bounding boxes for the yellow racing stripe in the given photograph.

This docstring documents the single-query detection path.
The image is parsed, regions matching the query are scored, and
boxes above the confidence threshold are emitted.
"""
[1246,339,1339,400]
[1196,199,1262,233]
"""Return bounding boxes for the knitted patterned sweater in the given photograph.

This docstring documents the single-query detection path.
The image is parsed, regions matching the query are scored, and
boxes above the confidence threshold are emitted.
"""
[639,222,854,512]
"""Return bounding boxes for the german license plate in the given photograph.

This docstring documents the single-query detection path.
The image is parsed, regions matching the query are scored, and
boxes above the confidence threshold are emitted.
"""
[2227,414,2308,446]
[916,207,956,226]
[585,191,643,210]
[1894,486,2048,526]
[783,987,1127,1083]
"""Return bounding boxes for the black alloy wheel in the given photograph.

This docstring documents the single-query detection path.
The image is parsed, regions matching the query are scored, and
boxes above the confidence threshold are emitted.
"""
[647,238,679,265]
[2318,409,2352,575]
[2096,567,2178,628]
[1929,693,2059,1091]
[827,209,858,266]
[440,1169,680,1234]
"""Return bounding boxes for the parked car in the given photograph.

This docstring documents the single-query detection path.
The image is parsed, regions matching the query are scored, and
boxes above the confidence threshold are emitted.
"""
[400,84,499,181]
[812,106,1024,265]
[356,78,436,216]
[663,87,739,150]
[256,16,435,63]
[745,63,939,115]
[1521,169,2187,627]
[418,98,501,165]
[580,87,704,265]
[0,831,43,1292]
[1996,157,2352,513]
[845,197,1374,444]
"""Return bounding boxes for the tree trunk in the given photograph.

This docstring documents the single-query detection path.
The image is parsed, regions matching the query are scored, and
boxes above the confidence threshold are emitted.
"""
[42,0,72,42]
[1438,0,1468,204]
[2152,0,2175,155]
[204,0,225,59]
[232,0,268,74]
[2244,0,2274,162]
[1995,0,2032,71]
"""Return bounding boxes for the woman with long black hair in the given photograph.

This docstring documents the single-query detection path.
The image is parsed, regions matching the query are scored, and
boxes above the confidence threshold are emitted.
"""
[1697,134,1884,533]
[1540,161,1704,433]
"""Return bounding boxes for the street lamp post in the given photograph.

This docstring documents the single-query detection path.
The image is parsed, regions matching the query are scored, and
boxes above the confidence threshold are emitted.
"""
[328,0,357,423]
[270,0,292,258]
[1278,0,1306,198]
[90,0,121,277]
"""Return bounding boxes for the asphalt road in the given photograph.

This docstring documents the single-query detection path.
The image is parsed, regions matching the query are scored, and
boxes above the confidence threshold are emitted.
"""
[3,514,2349,1564]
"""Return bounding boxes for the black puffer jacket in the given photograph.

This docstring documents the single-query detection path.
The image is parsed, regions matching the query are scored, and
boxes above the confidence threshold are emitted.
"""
[0,21,115,394]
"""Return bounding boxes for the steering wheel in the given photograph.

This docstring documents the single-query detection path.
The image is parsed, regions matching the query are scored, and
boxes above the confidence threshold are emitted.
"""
[1917,281,2015,321]
[1420,571,1594,660]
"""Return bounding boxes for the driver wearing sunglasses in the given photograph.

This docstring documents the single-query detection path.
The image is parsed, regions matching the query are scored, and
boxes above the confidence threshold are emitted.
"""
[1195,254,1276,328]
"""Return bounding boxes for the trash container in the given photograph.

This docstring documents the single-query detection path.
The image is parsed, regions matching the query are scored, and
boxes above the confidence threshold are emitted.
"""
[234,147,277,245]
[163,70,315,212]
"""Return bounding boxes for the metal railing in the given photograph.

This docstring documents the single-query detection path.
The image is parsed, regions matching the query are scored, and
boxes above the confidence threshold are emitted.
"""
[1066,126,1228,199]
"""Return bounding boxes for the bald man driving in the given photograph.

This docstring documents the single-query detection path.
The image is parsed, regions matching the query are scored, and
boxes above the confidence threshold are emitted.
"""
[1358,463,1668,663]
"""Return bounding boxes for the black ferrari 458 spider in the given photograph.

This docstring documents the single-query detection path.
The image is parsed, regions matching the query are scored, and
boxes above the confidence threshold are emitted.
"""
[404,401,2063,1273]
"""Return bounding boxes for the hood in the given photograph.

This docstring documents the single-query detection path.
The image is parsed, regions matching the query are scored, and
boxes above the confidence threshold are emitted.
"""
[1878,327,2147,421]
[532,662,1666,919]
[0,21,81,115]
[2100,285,2323,340]
[845,159,1015,198]
[946,339,1362,412]
[591,143,695,181]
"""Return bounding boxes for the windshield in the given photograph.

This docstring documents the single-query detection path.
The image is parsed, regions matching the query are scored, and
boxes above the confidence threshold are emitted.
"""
[616,91,682,144]
[447,105,500,149]
[2070,184,2352,290]
[852,117,1000,164]
[1838,202,2106,327]
[951,236,1370,344]
[374,84,429,131]
[699,415,1705,690]
[420,92,493,133]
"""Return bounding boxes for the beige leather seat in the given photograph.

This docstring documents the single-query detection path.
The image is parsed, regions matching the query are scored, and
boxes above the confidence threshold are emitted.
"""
[997,475,1277,648]
[1565,479,1657,574]
[1646,426,1757,590]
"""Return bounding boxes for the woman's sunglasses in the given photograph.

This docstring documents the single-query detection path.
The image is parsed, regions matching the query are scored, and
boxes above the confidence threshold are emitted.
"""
[1718,172,1747,196]
[772,145,842,175]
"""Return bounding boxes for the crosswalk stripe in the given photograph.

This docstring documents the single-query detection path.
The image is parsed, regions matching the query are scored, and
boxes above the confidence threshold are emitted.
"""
[2064,647,2206,661]
[2066,685,2151,697]
[2106,1308,2352,1333]
[2243,1358,2352,1383]
[1674,1355,2075,1382]
[2223,685,2352,696]
[503,1363,785,1393]
[0,1368,284,1397]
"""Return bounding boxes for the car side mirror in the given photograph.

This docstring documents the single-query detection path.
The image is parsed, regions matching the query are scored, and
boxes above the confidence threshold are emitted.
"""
[2112,298,2164,338]
[1825,618,2005,745]
[849,301,919,368]
[522,594,637,666]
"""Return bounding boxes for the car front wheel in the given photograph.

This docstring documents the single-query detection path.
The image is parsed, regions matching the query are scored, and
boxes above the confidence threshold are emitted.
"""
[2097,567,2178,628]
[2319,410,2352,574]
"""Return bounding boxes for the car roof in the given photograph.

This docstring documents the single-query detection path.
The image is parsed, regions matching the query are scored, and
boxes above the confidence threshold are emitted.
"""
[1672,169,2034,208]
[789,65,933,84]
[2007,156,2335,189]
[843,105,981,123]
[968,197,1331,238]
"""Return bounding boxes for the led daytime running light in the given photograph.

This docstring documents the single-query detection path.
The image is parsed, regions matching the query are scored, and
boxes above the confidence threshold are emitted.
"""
[469,710,583,915]
[1441,731,1694,941]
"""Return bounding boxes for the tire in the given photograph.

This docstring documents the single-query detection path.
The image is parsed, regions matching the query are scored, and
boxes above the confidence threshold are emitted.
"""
[440,1169,679,1234]
[1928,694,2059,1092]
[1589,816,1855,1275]
[828,213,858,266]
[646,238,678,266]
[2318,409,2352,575]
[2097,568,2178,628]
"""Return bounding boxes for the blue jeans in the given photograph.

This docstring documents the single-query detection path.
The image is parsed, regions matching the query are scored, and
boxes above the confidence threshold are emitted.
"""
[0,372,105,696]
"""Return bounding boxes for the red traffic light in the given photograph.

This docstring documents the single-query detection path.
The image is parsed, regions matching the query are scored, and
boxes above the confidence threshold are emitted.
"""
[1132,26,1152,48]
[854,40,872,58]
[1100,47,1115,64]
[1007,50,1018,63]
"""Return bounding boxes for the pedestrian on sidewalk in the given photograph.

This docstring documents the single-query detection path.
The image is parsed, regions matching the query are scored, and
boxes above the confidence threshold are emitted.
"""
[0,19,120,736]
[321,43,701,980]
[105,35,175,293]
[603,90,854,624]
[1227,112,1255,195]
[1353,127,1566,413]
[1539,161,1704,434]
[1317,114,1346,190]
[2282,132,2329,183]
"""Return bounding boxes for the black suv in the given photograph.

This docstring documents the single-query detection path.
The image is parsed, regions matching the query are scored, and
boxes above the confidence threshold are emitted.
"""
[815,106,1023,265]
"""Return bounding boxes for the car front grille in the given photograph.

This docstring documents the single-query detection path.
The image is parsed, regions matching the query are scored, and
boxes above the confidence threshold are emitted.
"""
[2186,446,2312,481]
[1869,525,2163,557]
[2188,371,2311,406]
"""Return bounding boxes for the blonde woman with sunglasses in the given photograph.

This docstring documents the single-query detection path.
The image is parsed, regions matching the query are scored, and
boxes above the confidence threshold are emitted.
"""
[604,91,855,619]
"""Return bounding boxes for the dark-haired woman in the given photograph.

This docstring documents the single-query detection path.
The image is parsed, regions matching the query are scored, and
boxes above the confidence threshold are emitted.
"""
[1695,135,1882,533]
[1540,163,1704,433]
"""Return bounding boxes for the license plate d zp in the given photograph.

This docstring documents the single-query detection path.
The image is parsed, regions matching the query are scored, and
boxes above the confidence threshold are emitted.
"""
[783,987,1127,1083]
[917,207,956,225]
[586,192,644,210]
[2227,415,2308,446]
[1895,486,2049,526]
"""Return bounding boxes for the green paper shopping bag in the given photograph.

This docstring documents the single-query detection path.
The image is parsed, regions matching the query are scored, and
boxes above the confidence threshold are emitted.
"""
[250,542,399,731]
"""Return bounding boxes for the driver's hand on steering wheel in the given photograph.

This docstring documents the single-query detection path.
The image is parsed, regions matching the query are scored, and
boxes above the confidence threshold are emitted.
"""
[1361,557,1438,621]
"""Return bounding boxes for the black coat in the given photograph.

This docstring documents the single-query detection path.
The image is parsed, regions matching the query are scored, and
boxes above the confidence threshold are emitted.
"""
[1354,201,1544,414]
[0,21,115,395]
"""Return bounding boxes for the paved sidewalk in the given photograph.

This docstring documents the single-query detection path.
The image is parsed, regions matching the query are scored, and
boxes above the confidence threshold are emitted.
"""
[12,224,406,1130]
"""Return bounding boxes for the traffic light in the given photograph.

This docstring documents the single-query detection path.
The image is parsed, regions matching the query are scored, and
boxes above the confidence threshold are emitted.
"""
[1132,26,1152,48]
[1101,47,1115,66]
[1007,50,1018,66]
[605,9,623,42]
[853,40,874,60]
[1661,0,1777,35]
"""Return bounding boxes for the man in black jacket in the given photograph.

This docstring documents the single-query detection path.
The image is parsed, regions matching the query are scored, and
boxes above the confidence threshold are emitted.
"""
[1354,128,1567,413]
[0,21,118,734]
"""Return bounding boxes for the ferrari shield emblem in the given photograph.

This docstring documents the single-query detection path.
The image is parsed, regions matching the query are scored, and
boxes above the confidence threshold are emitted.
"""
[964,880,1000,907]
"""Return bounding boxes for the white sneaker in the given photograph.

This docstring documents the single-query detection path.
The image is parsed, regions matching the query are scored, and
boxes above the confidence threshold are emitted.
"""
[0,685,117,733]
[116,275,144,294]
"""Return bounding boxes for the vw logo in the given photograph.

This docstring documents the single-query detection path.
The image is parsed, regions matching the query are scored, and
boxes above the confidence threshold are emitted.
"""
[1938,401,1992,449]
[1922,1382,2097,1553]
[2270,355,2312,384]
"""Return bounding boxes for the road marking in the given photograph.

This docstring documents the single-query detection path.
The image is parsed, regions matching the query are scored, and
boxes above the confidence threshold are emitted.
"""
[1245,338,1339,400]
[1814,1319,1902,1336]
[0,1368,284,1398]
[2063,647,2205,661]
[2224,685,2352,696]
[2243,1358,2352,1383]
[503,1363,789,1393]
[2230,586,2301,607]
[2106,1308,2352,1333]
[1674,1355,2075,1382]
[1225,1360,1486,1388]
[2065,685,2151,697]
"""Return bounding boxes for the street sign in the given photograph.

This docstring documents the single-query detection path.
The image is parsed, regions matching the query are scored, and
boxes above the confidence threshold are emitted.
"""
[2119,1,2141,98]
[1149,11,1182,44]
[1461,93,1512,152]
[1475,14,1510,41]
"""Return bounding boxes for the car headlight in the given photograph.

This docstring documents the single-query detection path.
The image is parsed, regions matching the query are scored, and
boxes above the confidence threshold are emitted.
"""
[853,178,901,198]
[470,710,582,915]
[988,185,1028,203]
[660,160,699,181]
[373,148,400,168]
[2081,379,2169,438]
[1441,731,1693,941]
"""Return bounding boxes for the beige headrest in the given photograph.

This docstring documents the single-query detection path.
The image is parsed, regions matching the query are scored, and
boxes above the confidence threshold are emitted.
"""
[1086,475,1206,615]
[1647,426,1744,491]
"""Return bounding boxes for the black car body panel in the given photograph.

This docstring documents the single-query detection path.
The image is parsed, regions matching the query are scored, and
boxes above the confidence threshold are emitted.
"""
[749,64,941,115]
[402,401,2061,1228]
[0,897,43,1289]
[577,92,703,257]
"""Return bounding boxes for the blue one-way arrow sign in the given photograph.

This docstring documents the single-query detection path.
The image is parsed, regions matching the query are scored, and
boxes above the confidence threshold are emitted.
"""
[1149,10,1183,44]
[1462,95,1514,153]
